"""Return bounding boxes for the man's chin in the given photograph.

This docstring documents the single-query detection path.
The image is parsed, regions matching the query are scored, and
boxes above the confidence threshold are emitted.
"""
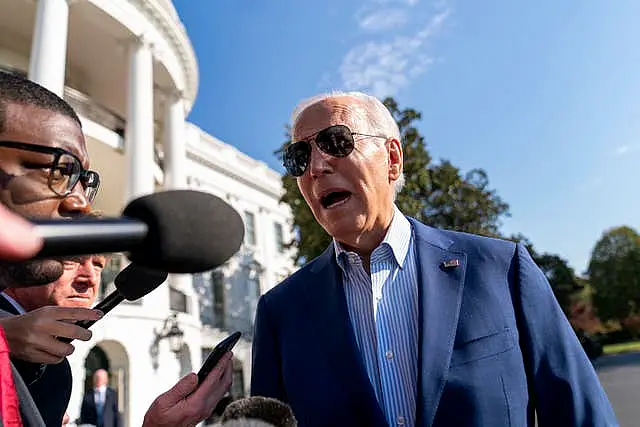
[64,298,93,308]
[0,259,64,288]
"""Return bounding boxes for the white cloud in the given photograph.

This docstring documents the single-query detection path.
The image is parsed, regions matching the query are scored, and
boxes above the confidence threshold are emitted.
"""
[357,9,408,31]
[339,9,449,98]
[613,143,640,157]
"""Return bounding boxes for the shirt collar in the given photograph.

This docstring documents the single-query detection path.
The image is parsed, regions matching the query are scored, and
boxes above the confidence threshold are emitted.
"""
[334,205,412,270]
[1,293,26,315]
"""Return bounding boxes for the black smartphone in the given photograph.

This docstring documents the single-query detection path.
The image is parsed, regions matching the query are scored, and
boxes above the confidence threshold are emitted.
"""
[197,331,242,384]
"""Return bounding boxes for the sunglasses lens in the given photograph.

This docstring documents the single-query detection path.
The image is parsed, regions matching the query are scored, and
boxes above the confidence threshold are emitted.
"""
[283,141,311,177]
[316,125,355,158]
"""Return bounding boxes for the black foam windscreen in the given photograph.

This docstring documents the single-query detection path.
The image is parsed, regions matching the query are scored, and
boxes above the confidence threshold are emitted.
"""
[122,190,244,273]
[220,397,297,427]
[114,263,168,301]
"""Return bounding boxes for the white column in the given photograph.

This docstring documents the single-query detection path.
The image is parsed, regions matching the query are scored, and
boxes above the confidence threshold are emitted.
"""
[28,0,70,95]
[163,92,187,190]
[163,91,199,324]
[125,37,155,202]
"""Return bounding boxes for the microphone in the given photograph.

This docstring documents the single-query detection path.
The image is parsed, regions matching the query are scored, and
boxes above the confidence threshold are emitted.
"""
[31,190,245,273]
[219,420,277,427]
[219,397,297,427]
[58,263,168,342]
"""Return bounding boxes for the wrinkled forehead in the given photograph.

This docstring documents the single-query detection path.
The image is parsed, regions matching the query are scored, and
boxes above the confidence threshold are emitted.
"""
[292,97,369,141]
[63,253,109,264]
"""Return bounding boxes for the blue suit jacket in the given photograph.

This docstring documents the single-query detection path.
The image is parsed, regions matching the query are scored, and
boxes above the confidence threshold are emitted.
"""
[251,218,617,426]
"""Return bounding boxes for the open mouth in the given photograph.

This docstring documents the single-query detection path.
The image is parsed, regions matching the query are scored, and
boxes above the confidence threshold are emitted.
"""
[320,191,352,209]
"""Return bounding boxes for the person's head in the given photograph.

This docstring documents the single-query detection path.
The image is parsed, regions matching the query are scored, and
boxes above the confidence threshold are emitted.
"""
[93,368,109,388]
[0,72,100,287]
[219,420,277,427]
[285,91,404,255]
[220,397,297,427]
[3,253,107,311]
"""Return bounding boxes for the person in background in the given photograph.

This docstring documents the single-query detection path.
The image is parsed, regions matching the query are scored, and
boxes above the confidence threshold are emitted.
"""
[0,251,106,427]
[79,368,121,427]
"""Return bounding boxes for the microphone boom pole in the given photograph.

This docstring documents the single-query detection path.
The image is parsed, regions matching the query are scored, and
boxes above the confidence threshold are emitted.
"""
[33,218,148,258]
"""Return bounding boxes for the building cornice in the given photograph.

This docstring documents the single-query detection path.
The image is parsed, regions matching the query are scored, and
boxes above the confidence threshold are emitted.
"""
[186,146,284,201]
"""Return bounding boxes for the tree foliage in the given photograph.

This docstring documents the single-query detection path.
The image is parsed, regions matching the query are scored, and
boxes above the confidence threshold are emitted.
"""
[588,226,640,322]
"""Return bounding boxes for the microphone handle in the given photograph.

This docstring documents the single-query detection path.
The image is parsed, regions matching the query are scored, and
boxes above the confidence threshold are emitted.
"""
[58,291,125,343]
[32,218,148,259]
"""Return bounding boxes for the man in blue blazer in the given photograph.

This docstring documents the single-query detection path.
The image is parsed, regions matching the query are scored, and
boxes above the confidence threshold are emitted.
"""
[251,91,617,426]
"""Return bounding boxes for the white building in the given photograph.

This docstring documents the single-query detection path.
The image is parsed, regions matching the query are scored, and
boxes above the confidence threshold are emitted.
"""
[0,0,294,425]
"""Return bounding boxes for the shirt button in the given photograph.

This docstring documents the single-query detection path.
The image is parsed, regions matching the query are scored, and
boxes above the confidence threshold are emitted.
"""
[397,416,405,425]
[385,350,394,360]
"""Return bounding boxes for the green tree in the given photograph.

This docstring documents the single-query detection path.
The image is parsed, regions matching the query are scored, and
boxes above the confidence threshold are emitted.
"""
[535,253,582,316]
[277,97,510,265]
[421,161,509,237]
[588,226,640,322]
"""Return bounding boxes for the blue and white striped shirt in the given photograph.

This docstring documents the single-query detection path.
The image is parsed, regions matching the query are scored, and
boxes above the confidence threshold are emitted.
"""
[335,206,419,427]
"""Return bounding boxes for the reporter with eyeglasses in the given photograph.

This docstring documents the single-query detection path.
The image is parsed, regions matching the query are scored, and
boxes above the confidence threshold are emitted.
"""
[0,72,234,427]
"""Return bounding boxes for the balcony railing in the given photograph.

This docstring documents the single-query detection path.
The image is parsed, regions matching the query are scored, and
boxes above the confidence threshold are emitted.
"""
[0,65,126,140]
[63,86,126,139]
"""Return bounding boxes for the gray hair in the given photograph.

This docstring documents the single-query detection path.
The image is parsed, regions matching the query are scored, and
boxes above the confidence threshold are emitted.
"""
[291,91,405,199]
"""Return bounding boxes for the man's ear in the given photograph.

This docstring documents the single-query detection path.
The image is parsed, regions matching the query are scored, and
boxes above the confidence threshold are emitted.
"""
[387,137,403,181]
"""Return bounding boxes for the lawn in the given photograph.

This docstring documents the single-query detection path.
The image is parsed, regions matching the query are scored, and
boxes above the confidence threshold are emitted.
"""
[603,340,640,356]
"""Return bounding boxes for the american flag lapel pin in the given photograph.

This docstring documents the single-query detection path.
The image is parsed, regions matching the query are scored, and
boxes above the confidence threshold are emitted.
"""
[441,258,460,270]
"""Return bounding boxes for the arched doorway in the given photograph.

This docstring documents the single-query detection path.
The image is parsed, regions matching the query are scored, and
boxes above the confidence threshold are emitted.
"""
[83,341,129,427]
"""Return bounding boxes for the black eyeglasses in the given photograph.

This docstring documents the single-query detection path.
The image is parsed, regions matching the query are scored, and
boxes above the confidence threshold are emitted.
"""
[282,125,388,177]
[0,140,100,203]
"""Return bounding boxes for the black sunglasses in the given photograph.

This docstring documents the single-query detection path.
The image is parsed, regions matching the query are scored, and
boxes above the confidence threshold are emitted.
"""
[282,125,388,177]
[0,140,101,202]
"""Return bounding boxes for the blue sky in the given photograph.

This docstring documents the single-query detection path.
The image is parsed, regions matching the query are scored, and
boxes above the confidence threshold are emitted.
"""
[173,0,640,274]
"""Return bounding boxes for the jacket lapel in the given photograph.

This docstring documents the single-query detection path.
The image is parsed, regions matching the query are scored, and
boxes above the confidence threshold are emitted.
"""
[0,294,20,316]
[305,246,386,424]
[409,219,467,427]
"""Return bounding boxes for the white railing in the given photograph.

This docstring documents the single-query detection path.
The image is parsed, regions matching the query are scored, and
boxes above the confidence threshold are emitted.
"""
[63,86,126,137]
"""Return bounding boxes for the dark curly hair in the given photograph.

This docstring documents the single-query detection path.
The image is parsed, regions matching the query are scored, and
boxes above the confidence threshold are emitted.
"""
[0,71,81,133]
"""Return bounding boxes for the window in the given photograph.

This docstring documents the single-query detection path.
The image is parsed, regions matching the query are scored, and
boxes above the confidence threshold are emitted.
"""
[244,211,256,246]
[170,287,188,313]
[230,360,245,398]
[99,255,122,300]
[194,273,214,327]
[274,222,284,253]
[212,269,226,328]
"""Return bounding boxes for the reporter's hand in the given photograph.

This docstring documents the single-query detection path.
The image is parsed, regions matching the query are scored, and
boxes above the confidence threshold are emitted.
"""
[0,205,42,261]
[0,306,102,364]
[142,351,234,427]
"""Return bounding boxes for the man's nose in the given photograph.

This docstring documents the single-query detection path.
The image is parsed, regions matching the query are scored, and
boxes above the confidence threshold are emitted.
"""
[308,144,334,177]
[58,185,91,217]
[76,257,99,283]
